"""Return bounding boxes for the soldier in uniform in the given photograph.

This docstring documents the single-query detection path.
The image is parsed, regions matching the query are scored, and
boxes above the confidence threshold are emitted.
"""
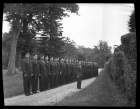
[38,55,47,91]
[70,59,73,82]
[56,58,61,86]
[45,56,50,89]
[31,54,40,94]
[65,59,69,83]
[69,59,72,82]
[64,58,68,84]
[81,61,85,79]
[71,59,76,82]
[54,58,58,87]
[50,57,55,88]
[59,58,64,85]
[73,59,77,82]
[77,61,82,89]
[94,62,99,76]
[21,52,33,96]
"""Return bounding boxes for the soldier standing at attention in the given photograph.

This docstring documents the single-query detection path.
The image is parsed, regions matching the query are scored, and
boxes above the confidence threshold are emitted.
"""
[31,54,40,94]
[65,59,69,83]
[50,57,55,88]
[38,55,47,91]
[21,52,33,96]
[73,59,77,82]
[56,58,61,86]
[77,61,82,89]
[71,59,75,82]
[45,56,50,89]
[63,58,67,84]
[60,58,64,85]
[53,58,58,87]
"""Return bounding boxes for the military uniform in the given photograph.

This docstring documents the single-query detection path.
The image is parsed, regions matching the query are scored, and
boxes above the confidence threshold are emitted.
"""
[63,59,68,84]
[73,60,77,82]
[65,59,69,83]
[77,61,82,89]
[45,58,51,89]
[56,58,61,86]
[31,58,40,93]
[94,62,99,77]
[21,56,33,95]
[38,57,47,91]
[50,58,56,88]
[59,59,64,85]
[69,60,72,82]
[54,58,59,87]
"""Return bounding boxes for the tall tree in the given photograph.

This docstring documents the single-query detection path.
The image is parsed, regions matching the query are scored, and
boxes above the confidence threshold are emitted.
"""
[91,41,112,67]
[3,3,79,75]
[128,10,135,32]
[62,37,78,59]
[2,33,12,68]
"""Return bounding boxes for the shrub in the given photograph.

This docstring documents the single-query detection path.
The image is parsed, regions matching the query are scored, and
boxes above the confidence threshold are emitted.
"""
[104,48,136,106]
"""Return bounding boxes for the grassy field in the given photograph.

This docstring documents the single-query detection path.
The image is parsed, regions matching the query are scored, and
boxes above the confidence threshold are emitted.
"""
[55,70,129,106]
[3,72,24,98]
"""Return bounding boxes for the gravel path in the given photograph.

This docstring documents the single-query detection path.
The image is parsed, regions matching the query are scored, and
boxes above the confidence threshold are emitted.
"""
[4,77,96,106]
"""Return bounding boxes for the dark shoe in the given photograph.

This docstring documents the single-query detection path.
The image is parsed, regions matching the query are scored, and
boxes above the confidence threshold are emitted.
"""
[37,90,40,93]
[33,91,37,94]
[30,92,33,95]
[25,93,30,96]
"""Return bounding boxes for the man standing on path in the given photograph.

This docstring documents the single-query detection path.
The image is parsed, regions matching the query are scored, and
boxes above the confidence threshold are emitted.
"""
[77,61,83,89]
[21,52,33,96]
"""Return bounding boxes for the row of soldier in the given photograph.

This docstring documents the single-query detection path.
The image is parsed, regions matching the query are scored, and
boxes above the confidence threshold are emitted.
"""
[21,53,98,96]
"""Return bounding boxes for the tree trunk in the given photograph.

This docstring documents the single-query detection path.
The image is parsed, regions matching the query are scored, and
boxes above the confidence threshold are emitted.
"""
[7,29,21,75]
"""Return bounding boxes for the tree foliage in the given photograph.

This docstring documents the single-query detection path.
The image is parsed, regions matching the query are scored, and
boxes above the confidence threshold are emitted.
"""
[90,40,112,67]
[3,3,79,74]
[128,10,135,32]
[104,12,136,105]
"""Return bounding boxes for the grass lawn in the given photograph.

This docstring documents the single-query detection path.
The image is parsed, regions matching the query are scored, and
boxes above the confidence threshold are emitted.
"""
[55,70,129,106]
[3,72,24,98]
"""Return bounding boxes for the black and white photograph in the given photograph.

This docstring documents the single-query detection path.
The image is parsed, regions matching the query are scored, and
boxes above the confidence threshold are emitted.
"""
[2,3,136,106]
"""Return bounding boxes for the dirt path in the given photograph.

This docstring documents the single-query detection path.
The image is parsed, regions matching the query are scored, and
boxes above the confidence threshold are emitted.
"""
[4,77,96,106]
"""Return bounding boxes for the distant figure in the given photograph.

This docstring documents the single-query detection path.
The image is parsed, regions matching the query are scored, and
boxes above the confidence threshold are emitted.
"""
[21,52,33,96]
[77,61,82,89]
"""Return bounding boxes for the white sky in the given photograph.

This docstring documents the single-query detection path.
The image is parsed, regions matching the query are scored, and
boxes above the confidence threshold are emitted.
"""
[61,3,134,48]
[3,3,134,49]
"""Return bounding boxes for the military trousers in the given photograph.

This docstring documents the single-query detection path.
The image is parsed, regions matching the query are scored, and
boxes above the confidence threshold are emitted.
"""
[23,75,32,95]
[59,73,63,85]
[39,75,46,91]
[32,75,39,93]
[50,74,55,88]
[77,79,82,89]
